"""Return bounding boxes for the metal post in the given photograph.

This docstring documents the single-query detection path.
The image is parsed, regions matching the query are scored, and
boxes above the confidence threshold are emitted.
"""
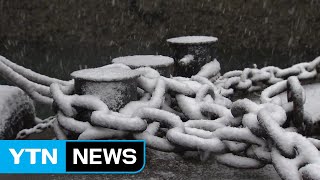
[71,66,140,113]
[167,36,218,77]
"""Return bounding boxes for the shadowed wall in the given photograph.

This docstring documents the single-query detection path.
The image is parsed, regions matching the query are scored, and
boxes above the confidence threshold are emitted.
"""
[0,0,319,80]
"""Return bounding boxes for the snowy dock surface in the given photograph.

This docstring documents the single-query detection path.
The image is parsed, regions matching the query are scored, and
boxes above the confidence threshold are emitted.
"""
[278,82,320,120]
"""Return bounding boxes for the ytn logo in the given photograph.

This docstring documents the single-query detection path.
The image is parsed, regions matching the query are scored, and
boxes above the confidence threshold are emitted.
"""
[9,148,57,164]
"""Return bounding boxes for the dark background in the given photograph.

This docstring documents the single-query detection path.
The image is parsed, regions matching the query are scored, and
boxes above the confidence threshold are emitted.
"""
[0,0,319,80]
[0,1,316,179]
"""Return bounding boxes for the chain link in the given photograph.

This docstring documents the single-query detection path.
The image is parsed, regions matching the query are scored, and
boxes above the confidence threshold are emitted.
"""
[2,55,320,179]
[15,116,56,139]
[215,56,320,94]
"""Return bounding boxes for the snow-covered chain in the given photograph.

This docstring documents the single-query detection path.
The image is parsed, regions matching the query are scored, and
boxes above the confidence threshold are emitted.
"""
[15,116,56,139]
[215,56,320,94]
[1,55,320,179]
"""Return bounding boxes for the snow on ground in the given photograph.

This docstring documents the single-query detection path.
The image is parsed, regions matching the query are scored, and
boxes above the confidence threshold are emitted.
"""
[112,55,174,68]
[276,82,320,121]
[167,36,218,44]
[245,82,320,116]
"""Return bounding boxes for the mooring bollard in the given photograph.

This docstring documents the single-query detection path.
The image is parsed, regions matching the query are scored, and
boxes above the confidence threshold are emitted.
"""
[112,55,174,77]
[0,85,35,139]
[167,36,218,77]
[71,66,140,112]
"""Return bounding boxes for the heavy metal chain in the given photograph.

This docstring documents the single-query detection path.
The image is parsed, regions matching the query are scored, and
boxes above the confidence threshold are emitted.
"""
[15,116,56,139]
[2,55,320,180]
[215,57,320,94]
[50,67,320,180]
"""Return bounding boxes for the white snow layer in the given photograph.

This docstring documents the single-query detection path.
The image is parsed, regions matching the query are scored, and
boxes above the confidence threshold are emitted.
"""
[196,59,221,78]
[179,55,194,65]
[71,66,140,82]
[112,55,174,67]
[167,36,218,44]
[276,82,320,122]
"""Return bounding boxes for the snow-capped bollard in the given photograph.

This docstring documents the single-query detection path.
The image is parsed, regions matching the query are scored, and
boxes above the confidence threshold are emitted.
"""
[71,66,140,112]
[167,36,218,77]
[112,55,174,77]
[0,85,35,139]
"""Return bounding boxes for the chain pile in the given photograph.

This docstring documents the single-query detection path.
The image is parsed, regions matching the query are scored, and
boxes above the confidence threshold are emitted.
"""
[215,57,320,94]
[1,55,320,179]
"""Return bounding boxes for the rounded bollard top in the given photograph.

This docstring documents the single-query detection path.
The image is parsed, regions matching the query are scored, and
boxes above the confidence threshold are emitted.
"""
[112,55,174,68]
[71,66,140,82]
[167,36,218,45]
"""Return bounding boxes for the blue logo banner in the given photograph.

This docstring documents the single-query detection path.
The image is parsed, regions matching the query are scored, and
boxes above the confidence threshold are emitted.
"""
[0,140,146,174]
